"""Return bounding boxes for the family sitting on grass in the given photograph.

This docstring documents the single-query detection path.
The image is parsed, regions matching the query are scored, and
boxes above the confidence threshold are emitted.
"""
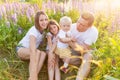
[16,11,98,80]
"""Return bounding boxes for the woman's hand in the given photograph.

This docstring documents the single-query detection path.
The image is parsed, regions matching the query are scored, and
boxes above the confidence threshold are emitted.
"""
[48,53,56,70]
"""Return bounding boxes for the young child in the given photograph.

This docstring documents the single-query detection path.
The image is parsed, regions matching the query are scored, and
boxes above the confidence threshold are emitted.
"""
[46,20,61,80]
[54,16,75,73]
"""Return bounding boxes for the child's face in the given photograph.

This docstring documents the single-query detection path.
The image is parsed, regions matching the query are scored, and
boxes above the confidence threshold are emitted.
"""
[49,24,59,35]
[61,22,71,32]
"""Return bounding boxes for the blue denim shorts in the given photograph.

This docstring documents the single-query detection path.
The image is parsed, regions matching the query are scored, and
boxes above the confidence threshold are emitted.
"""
[16,46,25,52]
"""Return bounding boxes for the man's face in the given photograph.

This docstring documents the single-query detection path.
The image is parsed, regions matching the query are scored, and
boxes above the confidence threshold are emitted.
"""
[77,17,89,32]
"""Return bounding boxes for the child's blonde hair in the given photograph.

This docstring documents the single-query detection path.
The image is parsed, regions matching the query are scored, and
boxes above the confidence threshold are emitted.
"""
[59,16,72,25]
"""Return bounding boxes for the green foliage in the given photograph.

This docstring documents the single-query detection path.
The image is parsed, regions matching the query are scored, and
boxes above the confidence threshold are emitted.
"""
[90,13,120,79]
[65,9,80,23]
[47,10,63,22]
[0,58,29,80]
[17,15,33,30]
[28,0,43,9]
[47,9,80,23]
[0,23,24,55]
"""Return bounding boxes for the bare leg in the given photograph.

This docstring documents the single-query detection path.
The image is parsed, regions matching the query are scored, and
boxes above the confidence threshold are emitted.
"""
[48,67,54,80]
[64,57,70,65]
[48,52,55,80]
[17,48,37,80]
[29,54,38,80]
[76,53,92,80]
[37,51,46,74]
[17,48,41,80]
[29,49,45,80]
[17,48,30,60]
[55,56,61,80]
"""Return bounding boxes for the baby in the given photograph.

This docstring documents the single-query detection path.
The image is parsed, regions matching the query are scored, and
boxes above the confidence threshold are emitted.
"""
[55,16,75,73]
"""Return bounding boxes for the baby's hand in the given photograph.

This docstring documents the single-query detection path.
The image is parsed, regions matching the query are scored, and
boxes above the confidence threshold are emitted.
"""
[66,33,71,38]
[71,37,77,42]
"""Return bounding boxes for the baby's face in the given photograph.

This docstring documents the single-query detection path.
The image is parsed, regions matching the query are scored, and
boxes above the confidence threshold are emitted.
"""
[61,22,71,32]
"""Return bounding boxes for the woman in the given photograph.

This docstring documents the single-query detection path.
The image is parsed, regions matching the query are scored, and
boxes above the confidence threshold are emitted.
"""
[16,11,48,80]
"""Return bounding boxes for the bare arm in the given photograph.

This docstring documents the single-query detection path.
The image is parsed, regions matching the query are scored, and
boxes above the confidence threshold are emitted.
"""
[68,41,91,55]
[59,37,72,43]
[47,36,57,70]
[59,33,77,43]
[46,35,52,49]
[29,35,38,78]
[29,35,37,55]
[49,37,57,53]
[46,35,57,53]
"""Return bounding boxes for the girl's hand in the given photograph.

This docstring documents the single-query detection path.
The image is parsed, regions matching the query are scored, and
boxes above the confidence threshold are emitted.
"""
[48,53,56,70]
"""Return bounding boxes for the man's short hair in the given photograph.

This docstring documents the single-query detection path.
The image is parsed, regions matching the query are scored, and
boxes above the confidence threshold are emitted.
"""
[81,12,94,26]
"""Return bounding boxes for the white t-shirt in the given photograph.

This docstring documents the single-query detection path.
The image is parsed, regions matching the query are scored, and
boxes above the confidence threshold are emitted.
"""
[70,23,98,45]
[57,30,72,48]
[18,26,44,48]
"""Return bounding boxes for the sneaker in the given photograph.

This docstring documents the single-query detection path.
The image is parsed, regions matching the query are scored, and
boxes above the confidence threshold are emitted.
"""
[60,66,68,73]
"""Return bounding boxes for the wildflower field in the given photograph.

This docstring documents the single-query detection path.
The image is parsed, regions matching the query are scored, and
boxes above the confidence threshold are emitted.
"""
[0,0,120,80]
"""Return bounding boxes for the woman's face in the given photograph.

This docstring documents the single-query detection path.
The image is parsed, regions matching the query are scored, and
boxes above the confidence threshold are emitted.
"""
[39,14,48,30]
[49,24,59,35]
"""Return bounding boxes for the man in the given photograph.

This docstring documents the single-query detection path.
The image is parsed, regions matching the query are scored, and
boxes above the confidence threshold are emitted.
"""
[69,12,98,80]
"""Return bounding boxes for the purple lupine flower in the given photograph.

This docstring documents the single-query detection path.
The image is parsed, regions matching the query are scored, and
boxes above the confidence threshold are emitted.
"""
[47,0,52,10]
[29,6,35,16]
[41,2,46,11]
[59,3,64,14]
[21,5,26,15]
[26,9,32,22]
[18,27,23,34]
[12,2,18,14]
[14,2,22,16]
[1,5,7,16]
[5,3,10,13]
[26,6,35,22]
[78,0,83,12]
[33,4,39,12]
[11,13,17,24]
[9,3,13,12]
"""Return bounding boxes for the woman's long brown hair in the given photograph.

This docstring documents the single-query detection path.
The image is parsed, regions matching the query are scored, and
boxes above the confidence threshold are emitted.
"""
[35,11,48,31]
